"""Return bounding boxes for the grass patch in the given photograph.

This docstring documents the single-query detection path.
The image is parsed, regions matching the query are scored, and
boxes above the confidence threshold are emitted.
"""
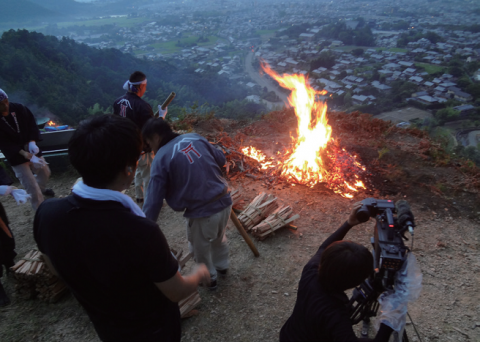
[415,62,446,74]
[376,47,408,53]
[146,35,219,54]
[56,17,150,28]
[256,29,277,36]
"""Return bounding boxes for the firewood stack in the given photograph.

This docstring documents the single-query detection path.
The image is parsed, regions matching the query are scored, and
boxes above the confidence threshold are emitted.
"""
[237,192,278,231]
[179,291,202,319]
[230,189,244,211]
[251,206,300,240]
[10,250,68,303]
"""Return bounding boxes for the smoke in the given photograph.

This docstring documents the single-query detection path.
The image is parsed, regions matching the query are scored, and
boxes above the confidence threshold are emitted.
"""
[3,89,61,123]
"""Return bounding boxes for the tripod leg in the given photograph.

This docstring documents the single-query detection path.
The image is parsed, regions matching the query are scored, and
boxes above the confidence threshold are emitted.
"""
[361,318,370,337]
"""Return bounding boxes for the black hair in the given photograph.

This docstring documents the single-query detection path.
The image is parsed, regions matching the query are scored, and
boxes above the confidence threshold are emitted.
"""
[69,115,142,188]
[129,71,146,93]
[129,71,146,83]
[318,241,373,292]
[142,118,180,149]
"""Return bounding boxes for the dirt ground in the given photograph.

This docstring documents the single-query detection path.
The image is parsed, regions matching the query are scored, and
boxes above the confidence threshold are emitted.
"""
[376,107,433,124]
[1,112,480,342]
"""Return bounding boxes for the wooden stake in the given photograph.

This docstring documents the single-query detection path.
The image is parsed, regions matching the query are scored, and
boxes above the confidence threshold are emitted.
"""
[230,209,260,257]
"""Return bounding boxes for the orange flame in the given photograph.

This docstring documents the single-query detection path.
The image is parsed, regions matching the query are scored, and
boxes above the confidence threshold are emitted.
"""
[47,120,55,126]
[238,62,368,198]
[261,62,331,188]
[241,146,274,170]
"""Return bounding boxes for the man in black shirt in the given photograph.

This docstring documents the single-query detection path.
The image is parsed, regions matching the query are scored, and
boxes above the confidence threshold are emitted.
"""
[34,115,210,341]
[280,202,395,342]
[0,89,53,210]
[113,71,162,205]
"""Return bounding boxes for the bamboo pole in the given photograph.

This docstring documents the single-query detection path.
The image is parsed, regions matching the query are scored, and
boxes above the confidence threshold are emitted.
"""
[230,209,260,257]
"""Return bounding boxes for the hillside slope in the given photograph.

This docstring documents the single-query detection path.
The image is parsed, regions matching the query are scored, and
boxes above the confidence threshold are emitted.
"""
[0,112,479,342]
[0,0,59,22]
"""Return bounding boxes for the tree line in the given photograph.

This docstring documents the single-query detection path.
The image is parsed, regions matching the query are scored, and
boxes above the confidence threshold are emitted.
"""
[0,29,259,125]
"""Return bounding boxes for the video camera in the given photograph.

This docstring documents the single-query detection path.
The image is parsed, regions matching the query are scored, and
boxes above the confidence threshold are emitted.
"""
[348,198,416,325]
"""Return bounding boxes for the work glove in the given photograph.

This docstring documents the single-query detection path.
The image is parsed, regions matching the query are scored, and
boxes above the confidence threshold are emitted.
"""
[0,185,14,196]
[11,189,31,205]
[28,141,40,155]
[30,155,48,169]
[157,105,168,119]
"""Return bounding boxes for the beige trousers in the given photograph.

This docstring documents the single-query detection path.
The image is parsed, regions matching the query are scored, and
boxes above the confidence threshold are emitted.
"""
[135,152,154,201]
[186,205,232,281]
[11,158,51,210]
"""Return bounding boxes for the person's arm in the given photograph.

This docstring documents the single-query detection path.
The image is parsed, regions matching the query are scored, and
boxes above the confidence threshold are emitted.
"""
[210,142,226,168]
[307,202,364,267]
[143,161,168,221]
[155,264,210,303]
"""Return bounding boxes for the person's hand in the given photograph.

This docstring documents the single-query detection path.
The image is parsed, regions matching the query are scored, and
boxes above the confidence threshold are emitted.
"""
[347,201,364,226]
[19,150,33,160]
[28,141,39,155]
[193,264,211,286]
[0,185,14,196]
[157,105,168,119]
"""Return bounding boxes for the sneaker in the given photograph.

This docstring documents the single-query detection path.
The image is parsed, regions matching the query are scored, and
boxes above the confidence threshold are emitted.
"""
[216,269,228,276]
[207,279,217,291]
[42,189,55,197]
[0,281,11,307]
[199,279,217,291]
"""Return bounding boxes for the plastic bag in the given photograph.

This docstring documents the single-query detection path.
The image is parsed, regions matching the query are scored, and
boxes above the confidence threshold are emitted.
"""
[375,253,423,334]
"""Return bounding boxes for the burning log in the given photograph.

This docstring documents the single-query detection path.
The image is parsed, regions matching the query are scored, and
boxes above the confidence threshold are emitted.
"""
[237,192,278,231]
[251,206,300,240]
[10,250,68,303]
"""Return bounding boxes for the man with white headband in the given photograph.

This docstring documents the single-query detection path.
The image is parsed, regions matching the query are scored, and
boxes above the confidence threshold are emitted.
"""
[113,71,167,205]
[0,88,54,210]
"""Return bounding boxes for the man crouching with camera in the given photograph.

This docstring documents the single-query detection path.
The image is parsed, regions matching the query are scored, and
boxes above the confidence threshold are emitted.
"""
[280,202,394,342]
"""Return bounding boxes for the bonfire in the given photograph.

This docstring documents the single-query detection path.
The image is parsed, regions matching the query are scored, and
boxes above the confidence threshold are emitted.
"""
[238,62,368,198]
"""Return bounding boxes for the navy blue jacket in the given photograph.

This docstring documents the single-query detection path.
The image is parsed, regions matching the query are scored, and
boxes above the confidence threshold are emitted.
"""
[143,133,232,220]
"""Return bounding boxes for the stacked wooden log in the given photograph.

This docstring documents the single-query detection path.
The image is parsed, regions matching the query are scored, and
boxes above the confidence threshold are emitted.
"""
[230,189,244,211]
[171,248,193,269]
[179,291,201,319]
[10,250,68,303]
[251,206,300,241]
[237,192,278,231]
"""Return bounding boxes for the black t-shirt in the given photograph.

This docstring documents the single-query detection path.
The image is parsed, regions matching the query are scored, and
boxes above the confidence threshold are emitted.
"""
[0,102,42,166]
[34,195,180,342]
[280,222,393,342]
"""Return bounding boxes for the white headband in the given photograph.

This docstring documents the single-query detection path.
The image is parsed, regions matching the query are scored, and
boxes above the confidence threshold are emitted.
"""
[123,79,147,91]
[0,89,8,101]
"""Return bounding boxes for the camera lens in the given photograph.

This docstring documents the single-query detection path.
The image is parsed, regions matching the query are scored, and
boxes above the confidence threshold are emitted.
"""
[356,207,370,223]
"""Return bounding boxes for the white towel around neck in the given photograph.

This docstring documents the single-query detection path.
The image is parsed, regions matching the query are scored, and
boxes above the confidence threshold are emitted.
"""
[72,180,145,217]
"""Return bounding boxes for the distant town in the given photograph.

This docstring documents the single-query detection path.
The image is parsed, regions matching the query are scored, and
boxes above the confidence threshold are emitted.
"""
[32,0,480,149]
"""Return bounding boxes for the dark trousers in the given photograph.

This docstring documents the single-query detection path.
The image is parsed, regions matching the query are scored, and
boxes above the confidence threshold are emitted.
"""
[0,203,16,278]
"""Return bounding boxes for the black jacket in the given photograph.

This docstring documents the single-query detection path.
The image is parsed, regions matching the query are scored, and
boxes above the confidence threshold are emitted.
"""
[0,103,42,166]
[113,92,154,131]
[113,92,154,153]
[280,221,393,342]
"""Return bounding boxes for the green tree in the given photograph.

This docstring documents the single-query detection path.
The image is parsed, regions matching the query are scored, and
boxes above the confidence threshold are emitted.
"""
[310,51,336,71]
[435,107,460,125]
